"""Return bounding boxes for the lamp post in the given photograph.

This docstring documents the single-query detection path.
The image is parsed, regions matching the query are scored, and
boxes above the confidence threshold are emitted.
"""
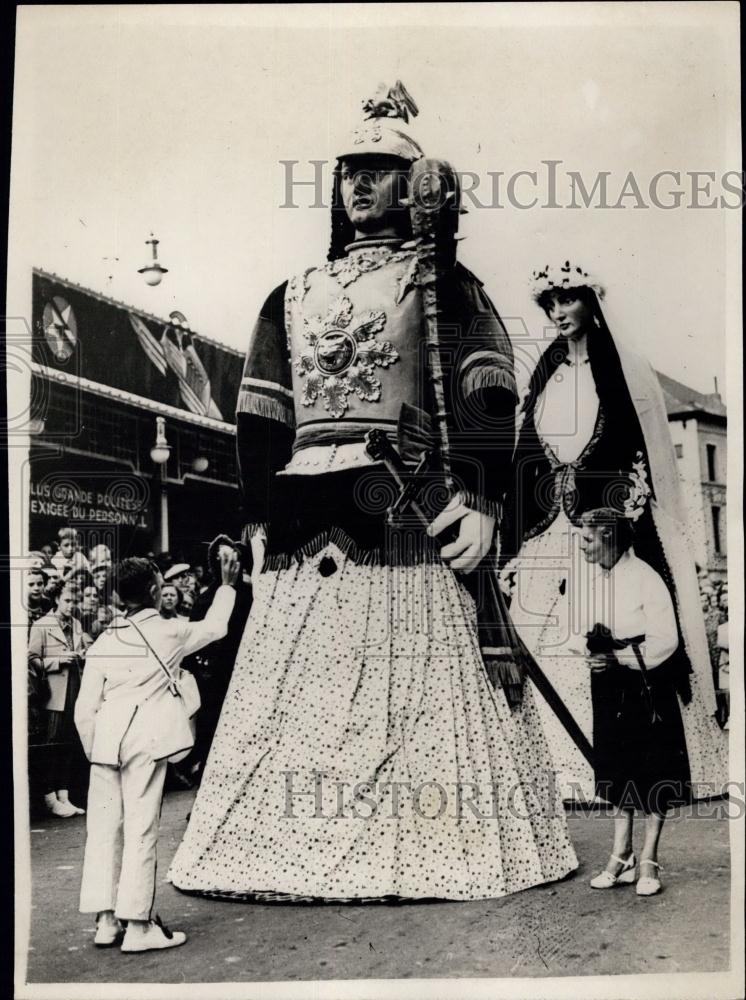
[150,416,171,553]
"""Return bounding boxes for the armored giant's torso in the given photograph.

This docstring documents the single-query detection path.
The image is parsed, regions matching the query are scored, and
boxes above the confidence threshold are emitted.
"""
[284,241,424,451]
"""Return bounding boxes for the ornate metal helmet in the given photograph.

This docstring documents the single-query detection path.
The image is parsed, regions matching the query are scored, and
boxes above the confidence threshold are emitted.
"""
[337,80,424,163]
[329,81,424,259]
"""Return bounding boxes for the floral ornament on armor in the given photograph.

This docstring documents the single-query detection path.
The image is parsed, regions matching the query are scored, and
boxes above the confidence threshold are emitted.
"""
[529,260,605,302]
[324,245,411,289]
[295,295,399,418]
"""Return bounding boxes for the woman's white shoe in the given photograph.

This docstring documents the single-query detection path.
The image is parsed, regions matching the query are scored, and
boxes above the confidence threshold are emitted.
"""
[636,860,662,896]
[47,797,79,818]
[590,853,636,888]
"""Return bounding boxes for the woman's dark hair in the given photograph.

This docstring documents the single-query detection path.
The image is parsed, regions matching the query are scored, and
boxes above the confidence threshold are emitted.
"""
[534,283,597,317]
[580,507,635,553]
[114,557,159,606]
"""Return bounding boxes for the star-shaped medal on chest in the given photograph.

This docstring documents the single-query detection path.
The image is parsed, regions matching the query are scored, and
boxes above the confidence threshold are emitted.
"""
[295,295,399,418]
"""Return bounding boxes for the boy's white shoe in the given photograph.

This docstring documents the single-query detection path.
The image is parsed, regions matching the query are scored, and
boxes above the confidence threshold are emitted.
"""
[121,916,187,952]
[94,911,123,947]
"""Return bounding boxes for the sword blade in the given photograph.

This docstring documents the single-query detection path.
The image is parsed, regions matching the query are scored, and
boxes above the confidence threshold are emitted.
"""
[489,577,595,767]
[522,655,595,767]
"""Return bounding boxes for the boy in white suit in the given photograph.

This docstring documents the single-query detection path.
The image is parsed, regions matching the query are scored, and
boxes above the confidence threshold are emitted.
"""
[75,552,239,952]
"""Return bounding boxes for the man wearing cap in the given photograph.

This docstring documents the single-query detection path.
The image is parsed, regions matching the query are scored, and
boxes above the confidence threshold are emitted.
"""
[163,562,191,590]
[169,82,577,902]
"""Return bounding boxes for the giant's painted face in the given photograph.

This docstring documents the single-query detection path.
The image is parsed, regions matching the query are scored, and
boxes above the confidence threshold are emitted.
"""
[545,290,595,341]
[339,155,408,233]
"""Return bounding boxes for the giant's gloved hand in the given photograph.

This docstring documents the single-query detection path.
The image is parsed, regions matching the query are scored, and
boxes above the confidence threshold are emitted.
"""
[428,499,496,574]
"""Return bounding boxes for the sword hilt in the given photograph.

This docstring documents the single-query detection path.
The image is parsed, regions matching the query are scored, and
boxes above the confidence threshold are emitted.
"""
[365,429,432,529]
[364,428,392,463]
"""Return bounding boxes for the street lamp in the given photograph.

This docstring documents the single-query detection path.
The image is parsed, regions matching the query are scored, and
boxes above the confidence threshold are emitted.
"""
[150,416,171,464]
[150,416,171,552]
[138,233,168,287]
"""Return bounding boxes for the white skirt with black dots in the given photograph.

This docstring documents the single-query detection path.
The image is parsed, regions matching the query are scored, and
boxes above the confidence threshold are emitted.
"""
[167,543,579,902]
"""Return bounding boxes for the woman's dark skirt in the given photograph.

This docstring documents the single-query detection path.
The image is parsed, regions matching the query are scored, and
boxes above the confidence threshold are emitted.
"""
[591,658,691,814]
[45,663,81,744]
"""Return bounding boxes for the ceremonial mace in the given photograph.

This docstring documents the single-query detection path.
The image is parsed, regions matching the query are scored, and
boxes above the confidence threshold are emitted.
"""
[365,158,594,768]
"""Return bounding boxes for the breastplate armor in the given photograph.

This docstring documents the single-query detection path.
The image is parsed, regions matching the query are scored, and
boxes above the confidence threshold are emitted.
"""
[284,242,423,451]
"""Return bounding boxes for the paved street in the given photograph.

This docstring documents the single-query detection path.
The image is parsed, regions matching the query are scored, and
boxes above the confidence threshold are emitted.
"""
[22,790,731,985]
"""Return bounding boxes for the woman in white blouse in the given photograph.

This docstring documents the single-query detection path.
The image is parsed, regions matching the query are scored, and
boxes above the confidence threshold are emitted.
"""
[577,508,689,896]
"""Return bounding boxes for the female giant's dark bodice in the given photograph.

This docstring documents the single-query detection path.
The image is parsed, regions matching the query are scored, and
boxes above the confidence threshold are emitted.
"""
[500,323,693,704]
[502,328,652,560]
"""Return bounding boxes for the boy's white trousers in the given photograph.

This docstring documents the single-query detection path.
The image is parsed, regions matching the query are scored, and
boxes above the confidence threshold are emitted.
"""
[79,724,168,920]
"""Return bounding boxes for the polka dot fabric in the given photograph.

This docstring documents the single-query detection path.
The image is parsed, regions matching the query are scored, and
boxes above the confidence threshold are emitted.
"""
[508,513,596,801]
[168,543,578,901]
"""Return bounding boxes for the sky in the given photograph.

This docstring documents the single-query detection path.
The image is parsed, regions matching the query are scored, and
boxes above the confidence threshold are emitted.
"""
[9,3,741,398]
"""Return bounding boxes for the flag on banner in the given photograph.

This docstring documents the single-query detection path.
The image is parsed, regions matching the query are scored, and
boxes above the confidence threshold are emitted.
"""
[160,326,223,419]
[162,327,204,414]
[129,313,167,376]
[183,334,224,419]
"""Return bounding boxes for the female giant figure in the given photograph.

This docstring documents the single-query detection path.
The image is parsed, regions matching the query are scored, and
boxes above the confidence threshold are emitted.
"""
[501,262,727,803]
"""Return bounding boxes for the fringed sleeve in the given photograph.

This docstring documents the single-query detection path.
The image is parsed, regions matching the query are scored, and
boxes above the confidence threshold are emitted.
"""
[236,282,296,538]
[440,265,518,521]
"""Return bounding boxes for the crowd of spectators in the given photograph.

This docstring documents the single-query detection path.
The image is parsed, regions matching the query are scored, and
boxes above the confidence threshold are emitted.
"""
[26,527,252,817]
[26,527,727,821]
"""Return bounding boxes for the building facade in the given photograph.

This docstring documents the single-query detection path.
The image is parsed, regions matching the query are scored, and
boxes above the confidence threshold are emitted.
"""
[29,269,245,566]
[658,372,728,584]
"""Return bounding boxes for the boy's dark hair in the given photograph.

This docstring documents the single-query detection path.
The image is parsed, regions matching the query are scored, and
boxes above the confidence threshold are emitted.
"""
[48,580,75,607]
[580,507,635,553]
[28,568,48,584]
[114,557,159,606]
